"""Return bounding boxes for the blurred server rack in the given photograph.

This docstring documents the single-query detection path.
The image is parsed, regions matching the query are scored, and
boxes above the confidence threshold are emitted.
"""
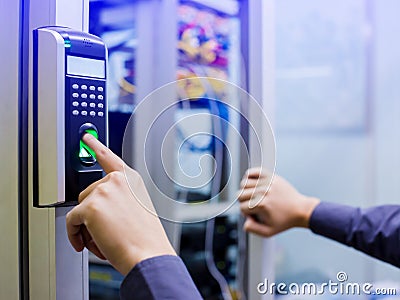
[88,1,274,299]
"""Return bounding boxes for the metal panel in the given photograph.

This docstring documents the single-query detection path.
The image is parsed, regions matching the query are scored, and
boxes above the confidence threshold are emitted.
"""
[29,0,89,299]
[0,0,21,298]
[247,0,276,299]
[55,0,88,31]
[36,29,66,206]
[56,207,89,300]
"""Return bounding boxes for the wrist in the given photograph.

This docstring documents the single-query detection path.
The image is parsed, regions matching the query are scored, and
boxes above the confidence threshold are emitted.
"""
[118,244,177,276]
[296,196,320,228]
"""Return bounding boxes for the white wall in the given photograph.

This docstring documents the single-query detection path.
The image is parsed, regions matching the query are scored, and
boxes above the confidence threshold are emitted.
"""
[372,0,400,282]
[272,0,400,290]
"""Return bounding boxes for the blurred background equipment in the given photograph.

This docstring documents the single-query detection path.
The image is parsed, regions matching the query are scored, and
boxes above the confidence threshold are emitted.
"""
[87,0,400,299]
[88,1,253,299]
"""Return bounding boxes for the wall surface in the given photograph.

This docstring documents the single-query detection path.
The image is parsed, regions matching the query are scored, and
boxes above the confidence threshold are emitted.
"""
[273,0,400,292]
[0,0,21,298]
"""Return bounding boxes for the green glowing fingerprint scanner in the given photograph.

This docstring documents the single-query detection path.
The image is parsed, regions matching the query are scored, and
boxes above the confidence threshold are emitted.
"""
[79,129,98,161]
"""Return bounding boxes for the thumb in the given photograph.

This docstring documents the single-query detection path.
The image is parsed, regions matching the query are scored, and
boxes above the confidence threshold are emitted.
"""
[243,217,274,237]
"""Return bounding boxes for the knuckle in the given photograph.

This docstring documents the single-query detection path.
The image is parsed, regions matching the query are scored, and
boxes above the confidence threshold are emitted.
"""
[85,200,100,216]
[273,175,283,186]
[258,198,268,209]
[106,171,125,184]
[96,182,110,197]
[96,147,109,160]
[66,211,72,223]
[253,189,264,198]
[78,191,85,202]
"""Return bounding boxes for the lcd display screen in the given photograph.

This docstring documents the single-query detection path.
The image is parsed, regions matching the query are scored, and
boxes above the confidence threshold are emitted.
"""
[67,56,105,78]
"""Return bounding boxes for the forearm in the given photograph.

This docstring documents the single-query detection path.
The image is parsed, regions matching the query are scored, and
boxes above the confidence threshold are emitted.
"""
[310,202,400,267]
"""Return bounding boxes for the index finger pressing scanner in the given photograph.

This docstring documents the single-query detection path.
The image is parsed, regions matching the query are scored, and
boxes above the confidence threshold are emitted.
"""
[33,26,108,207]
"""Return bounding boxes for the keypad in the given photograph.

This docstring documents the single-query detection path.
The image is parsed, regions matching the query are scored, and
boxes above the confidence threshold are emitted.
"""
[70,79,105,118]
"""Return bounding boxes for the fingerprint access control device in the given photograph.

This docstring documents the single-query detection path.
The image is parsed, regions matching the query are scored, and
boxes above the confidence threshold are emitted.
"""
[33,26,108,207]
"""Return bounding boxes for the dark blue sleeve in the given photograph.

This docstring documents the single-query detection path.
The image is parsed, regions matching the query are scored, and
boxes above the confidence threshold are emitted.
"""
[309,202,400,267]
[119,255,203,300]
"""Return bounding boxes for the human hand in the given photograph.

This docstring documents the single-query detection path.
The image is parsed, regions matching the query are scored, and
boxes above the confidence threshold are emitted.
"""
[66,134,176,275]
[238,167,320,237]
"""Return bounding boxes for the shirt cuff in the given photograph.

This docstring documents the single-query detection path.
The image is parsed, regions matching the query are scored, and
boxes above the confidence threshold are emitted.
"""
[309,202,359,245]
[120,255,202,300]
